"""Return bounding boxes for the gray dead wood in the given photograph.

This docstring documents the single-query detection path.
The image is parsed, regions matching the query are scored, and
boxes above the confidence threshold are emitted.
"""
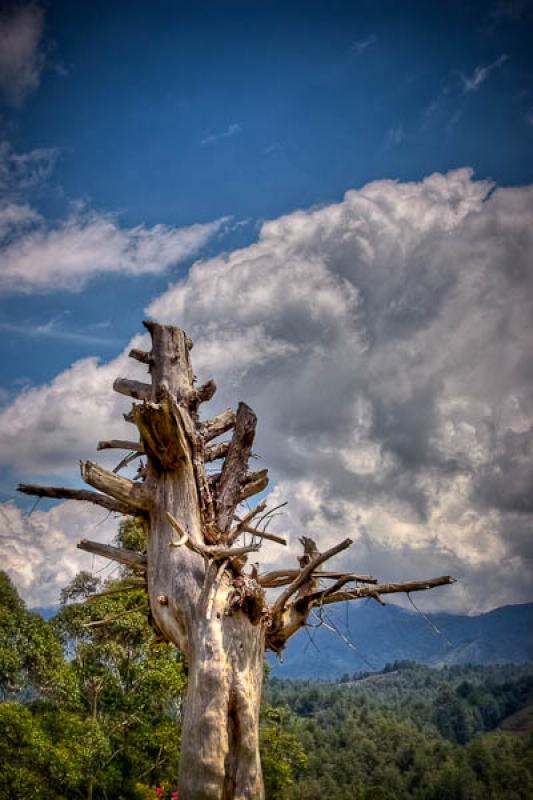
[77,539,147,571]
[113,377,152,401]
[129,347,152,365]
[200,408,236,441]
[97,439,144,453]
[17,483,134,515]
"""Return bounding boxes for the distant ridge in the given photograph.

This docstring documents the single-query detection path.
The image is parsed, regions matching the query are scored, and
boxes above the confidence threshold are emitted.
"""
[34,600,533,679]
[268,601,533,678]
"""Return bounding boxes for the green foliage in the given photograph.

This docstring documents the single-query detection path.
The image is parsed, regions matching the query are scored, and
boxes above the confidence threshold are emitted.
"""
[260,705,307,798]
[0,702,110,799]
[2,549,533,799]
[116,517,146,554]
[0,572,75,704]
[264,663,533,799]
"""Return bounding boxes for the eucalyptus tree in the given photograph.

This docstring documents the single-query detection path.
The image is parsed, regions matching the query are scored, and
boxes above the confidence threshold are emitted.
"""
[19,321,454,800]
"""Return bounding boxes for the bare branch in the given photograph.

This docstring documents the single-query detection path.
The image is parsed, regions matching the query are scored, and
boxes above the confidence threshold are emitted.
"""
[77,539,147,570]
[229,501,267,543]
[205,440,230,463]
[200,408,236,442]
[113,378,152,401]
[303,575,456,608]
[129,347,152,365]
[239,469,269,503]
[258,570,375,588]
[235,525,287,546]
[112,451,142,474]
[80,461,151,511]
[272,538,353,616]
[188,540,260,561]
[17,483,133,515]
[97,440,144,453]
[191,379,217,406]
[168,508,261,561]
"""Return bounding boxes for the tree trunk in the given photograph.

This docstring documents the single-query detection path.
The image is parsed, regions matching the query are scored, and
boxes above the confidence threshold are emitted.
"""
[180,600,265,800]
[145,464,265,799]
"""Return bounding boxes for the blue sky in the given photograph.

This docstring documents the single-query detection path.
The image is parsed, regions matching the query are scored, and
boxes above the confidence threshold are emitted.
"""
[2,0,532,383]
[0,0,532,610]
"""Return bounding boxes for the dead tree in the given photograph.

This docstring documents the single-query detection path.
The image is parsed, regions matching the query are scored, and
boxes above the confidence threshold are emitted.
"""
[19,321,455,800]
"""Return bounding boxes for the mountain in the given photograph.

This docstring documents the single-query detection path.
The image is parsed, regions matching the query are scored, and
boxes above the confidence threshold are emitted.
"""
[268,600,533,679]
[34,600,533,679]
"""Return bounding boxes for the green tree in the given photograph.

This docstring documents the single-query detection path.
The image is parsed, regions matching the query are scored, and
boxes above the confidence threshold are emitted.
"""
[53,519,187,799]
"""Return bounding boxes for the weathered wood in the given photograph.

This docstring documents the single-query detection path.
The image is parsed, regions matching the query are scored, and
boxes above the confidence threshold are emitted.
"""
[272,538,353,617]
[192,378,217,405]
[134,396,190,471]
[143,319,194,401]
[77,539,147,570]
[229,501,267,543]
[129,347,152,365]
[113,377,152,401]
[97,439,144,453]
[258,569,376,587]
[239,469,269,503]
[235,525,287,546]
[80,461,150,511]
[303,575,456,608]
[17,483,133,515]
[201,408,236,441]
[205,440,230,463]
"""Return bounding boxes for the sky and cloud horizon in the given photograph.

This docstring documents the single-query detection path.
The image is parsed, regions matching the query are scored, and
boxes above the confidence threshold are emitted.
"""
[0,0,532,614]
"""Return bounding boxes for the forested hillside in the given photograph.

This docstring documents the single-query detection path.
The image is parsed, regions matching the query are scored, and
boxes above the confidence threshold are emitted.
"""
[1,522,533,799]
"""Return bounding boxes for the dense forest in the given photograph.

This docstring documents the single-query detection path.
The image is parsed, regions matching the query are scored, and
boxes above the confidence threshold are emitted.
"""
[1,520,532,800]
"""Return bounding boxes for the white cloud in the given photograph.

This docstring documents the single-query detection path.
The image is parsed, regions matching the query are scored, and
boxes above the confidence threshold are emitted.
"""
[0,334,149,475]
[0,142,224,292]
[461,54,509,92]
[0,4,45,105]
[2,168,533,613]
[0,207,226,292]
[201,123,241,147]
[0,501,121,607]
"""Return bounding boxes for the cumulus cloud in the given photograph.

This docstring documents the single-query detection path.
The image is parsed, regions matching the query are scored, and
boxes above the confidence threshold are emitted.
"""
[0,4,45,105]
[0,334,149,475]
[2,168,533,612]
[0,501,120,607]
